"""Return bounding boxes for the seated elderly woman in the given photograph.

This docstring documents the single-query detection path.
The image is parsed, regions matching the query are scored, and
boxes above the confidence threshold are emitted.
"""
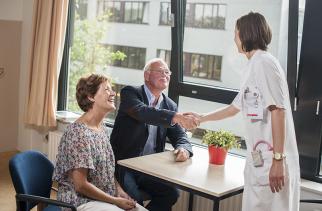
[53,74,147,211]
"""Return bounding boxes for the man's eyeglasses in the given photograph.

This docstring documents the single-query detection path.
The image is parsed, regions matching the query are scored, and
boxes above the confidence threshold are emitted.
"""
[149,69,172,76]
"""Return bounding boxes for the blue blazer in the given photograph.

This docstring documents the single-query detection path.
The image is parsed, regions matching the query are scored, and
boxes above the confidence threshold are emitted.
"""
[110,85,193,163]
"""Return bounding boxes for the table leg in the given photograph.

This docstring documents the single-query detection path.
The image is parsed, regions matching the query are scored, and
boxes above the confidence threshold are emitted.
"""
[213,199,219,211]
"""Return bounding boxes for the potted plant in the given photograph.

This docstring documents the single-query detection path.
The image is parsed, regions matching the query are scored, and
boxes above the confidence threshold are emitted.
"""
[202,130,240,165]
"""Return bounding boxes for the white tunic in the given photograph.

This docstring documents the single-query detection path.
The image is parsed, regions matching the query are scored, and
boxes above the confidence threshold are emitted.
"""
[232,50,300,211]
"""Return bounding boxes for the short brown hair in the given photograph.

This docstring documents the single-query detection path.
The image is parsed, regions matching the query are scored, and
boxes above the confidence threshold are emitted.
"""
[76,74,110,112]
[236,12,272,52]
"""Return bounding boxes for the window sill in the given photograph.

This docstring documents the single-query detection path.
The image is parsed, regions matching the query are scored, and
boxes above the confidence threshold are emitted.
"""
[56,110,80,124]
[301,179,322,195]
[56,110,115,128]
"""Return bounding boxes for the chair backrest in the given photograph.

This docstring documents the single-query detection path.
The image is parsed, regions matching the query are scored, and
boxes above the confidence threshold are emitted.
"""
[9,150,54,211]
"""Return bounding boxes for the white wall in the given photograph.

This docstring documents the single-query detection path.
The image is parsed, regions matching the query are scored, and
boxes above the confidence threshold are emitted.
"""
[0,0,23,151]
[0,0,23,21]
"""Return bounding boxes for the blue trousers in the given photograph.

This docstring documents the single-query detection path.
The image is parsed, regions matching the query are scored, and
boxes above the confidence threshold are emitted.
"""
[123,170,179,211]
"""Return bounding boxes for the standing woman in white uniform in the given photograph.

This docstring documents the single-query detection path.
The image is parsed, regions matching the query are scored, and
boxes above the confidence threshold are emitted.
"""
[187,12,300,211]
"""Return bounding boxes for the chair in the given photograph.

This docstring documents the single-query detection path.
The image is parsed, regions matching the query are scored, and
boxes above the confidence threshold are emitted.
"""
[9,150,76,211]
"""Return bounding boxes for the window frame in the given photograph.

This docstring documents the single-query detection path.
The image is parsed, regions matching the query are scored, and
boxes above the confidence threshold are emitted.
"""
[169,0,298,111]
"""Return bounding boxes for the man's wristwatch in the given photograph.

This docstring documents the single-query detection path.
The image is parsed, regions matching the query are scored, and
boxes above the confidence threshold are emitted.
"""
[273,152,286,161]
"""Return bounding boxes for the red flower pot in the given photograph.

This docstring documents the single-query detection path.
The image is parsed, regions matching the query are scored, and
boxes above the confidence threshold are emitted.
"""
[208,145,228,165]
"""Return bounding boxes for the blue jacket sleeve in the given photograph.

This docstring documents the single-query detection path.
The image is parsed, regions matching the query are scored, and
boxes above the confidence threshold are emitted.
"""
[119,86,176,128]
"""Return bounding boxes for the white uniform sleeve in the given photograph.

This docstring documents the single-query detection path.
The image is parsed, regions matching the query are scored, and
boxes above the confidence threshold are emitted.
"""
[254,59,287,109]
[231,91,242,110]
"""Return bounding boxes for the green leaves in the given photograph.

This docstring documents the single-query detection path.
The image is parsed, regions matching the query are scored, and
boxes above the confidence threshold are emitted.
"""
[67,10,126,112]
[202,130,240,150]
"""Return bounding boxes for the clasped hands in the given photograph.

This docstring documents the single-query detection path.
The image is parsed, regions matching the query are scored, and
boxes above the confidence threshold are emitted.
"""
[172,112,202,130]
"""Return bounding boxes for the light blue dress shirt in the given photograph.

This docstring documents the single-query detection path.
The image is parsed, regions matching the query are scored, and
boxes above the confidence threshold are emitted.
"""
[142,84,163,155]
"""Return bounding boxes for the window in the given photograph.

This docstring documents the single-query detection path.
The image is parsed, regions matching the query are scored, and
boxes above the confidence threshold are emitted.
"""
[97,1,149,24]
[157,49,222,82]
[167,0,295,150]
[159,2,226,30]
[160,2,171,25]
[60,0,171,121]
[185,3,226,30]
[107,45,146,70]
[76,0,88,20]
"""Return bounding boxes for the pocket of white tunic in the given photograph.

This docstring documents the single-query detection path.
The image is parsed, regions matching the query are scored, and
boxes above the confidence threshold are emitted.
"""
[251,151,273,186]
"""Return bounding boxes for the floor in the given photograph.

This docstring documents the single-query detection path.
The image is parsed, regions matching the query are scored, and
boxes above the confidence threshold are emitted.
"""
[0,151,55,211]
[0,151,18,211]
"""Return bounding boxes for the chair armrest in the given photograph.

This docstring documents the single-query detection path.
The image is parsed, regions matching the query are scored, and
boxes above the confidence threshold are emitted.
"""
[16,194,77,211]
[300,199,322,204]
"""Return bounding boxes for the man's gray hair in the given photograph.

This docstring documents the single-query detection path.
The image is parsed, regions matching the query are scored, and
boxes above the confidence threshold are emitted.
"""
[143,58,169,72]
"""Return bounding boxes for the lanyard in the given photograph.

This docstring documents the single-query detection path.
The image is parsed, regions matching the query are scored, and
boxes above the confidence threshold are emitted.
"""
[253,140,273,151]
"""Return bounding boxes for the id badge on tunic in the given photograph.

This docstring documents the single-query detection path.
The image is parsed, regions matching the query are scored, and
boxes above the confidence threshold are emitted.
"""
[247,106,263,120]
[244,86,263,120]
[251,150,264,167]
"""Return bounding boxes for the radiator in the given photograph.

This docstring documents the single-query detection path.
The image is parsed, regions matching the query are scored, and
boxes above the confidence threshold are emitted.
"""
[172,190,243,211]
[48,130,63,164]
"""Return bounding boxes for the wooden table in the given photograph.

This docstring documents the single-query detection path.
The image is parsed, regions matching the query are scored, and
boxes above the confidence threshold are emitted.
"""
[118,146,245,211]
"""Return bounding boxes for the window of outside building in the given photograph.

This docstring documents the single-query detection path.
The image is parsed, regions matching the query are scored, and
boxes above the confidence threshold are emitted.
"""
[107,45,146,70]
[76,0,88,20]
[160,2,171,25]
[160,2,226,30]
[97,0,149,24]
[157,49,222,81]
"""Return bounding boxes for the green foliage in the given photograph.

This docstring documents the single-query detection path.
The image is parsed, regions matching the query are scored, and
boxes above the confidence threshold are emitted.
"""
[202,130,240,150]
[67,9,126,112]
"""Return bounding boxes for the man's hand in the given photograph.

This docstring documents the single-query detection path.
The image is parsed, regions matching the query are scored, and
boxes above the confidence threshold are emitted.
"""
[172,113,200,130]
[174,148,190,162]
[269,160,285,193]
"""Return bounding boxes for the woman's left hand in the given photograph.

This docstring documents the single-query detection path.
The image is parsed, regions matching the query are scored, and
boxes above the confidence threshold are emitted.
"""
[269,160,285,193]
[116,185,132,200]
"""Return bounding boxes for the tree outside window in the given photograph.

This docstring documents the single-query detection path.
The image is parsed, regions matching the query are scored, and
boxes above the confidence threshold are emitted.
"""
[68,0,126,112]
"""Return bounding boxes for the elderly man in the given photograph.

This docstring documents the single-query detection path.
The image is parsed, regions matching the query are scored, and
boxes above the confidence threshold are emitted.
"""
[110,58,198,211]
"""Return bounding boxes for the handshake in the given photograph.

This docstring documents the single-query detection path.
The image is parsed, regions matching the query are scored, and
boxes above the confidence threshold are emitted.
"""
[172,112,203,130]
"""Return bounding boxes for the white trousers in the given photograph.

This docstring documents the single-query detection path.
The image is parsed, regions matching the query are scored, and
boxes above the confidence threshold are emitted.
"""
[77,201,148,211]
